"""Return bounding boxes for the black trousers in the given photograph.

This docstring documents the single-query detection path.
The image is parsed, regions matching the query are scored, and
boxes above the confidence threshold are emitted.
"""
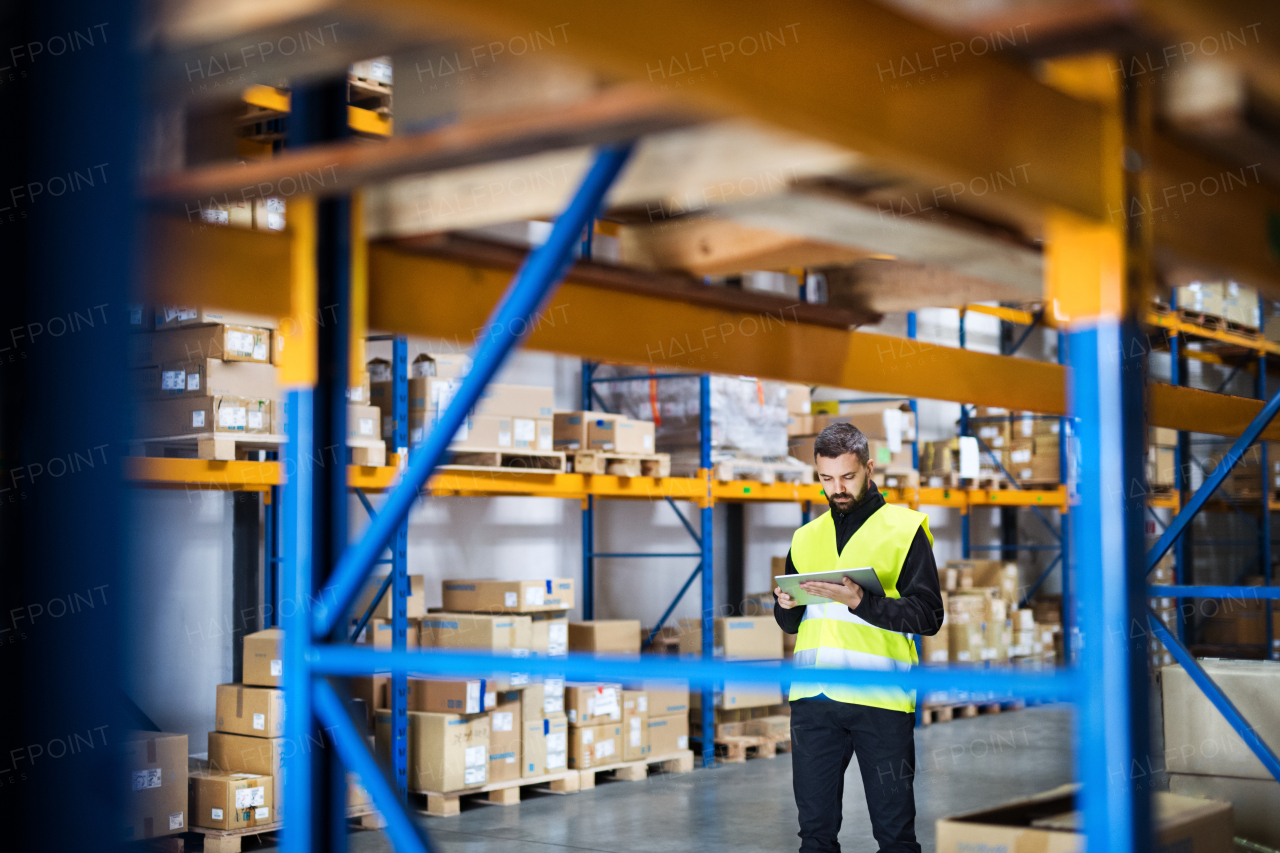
[789,699,920,853]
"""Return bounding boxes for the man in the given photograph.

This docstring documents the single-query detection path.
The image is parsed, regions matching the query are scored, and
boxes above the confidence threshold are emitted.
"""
[774,422,944,853]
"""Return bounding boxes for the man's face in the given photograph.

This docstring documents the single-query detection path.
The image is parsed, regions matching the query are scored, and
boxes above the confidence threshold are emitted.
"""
[815,453,872,513]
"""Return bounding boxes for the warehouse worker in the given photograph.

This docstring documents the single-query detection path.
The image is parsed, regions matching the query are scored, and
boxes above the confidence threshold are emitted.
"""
[774,422,944,853]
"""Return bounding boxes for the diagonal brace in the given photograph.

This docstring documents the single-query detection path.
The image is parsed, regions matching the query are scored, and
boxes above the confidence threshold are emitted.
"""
[1147,608,1280,782]
[664,495,702,547]
[312,144,635,638]
[1147,386,1280,573]
[643,561,702,649]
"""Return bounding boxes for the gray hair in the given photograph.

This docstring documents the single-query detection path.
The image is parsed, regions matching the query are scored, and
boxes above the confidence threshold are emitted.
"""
[813,422,869,464]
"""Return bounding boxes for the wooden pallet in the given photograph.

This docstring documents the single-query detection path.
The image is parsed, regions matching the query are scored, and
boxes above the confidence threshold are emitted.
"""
[1176,308,1260,336]
[440,447,566,473]
[130,432,286,461]
[920,699,1026,726]
[714,734,791,763]
[576,749,695,788]
[566,449,671,477]
[413,768,581,817]
[713,456,814,485]
[188,805,383,853]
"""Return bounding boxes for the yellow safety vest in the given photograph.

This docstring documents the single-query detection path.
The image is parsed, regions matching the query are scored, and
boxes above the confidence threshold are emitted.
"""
[788,502,932,712]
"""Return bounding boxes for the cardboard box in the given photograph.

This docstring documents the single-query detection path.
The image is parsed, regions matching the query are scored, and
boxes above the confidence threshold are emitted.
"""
[152,305,275,330]
[207,732,285,823]
[690,677,783,710]
[215,684,286,738]
[119,731,188,840]
[418,612,524,650]
[360,618,419,648]
[376,710,490,793]
[743,715,790,738]
[621,690,650,761]
[587,417,655,454]
[742,591,776,616]
[935,785,1232,853]
[531,611,569,656]
[647,713,690,756]
[408,678,488,714]
[545,713,569,772]
[543,676,565,715]
[519,683,546,722]
[553,411,621,450]
[678,616,783,660]
[346,370,371,404]
[132,358,278,399]
[348,404,382,441]
[189,772,273,830]
[349,675,390,729]
[488,691,523,784]
[1162,659,1280,780]
[522,717,547,778]
[564,683,623,724]
[441,578,575,613]
[1169,772,1280,847]
[450,414,553,451]
[475,384,554,419]
[569,722,622,769]
[921,612,950,664]
[569,620,642,655]
[785,383,811,415]
[1151,426,1179,447]
[411,352,472,379]
[639,681,690,716]
[352,574,426,622]
[948,613,985,663]
[138,396,274,436]
[132,324,273,366]
[242,629,283,687]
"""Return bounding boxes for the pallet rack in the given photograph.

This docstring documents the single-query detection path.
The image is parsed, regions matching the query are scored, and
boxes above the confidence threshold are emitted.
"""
[91,21,1280,853]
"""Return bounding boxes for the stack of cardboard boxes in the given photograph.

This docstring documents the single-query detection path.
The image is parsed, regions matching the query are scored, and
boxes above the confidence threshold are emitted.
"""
[120,730,189,842]
[1148,427,1177,490]
[553,412,656,456]
[788,401,918,489]
[198,629,284,830]
[1176,280,1261,329]
[1005,411,1060,484]
[132,312,279,447]
[369,353,555,457]
[678,615,785,739]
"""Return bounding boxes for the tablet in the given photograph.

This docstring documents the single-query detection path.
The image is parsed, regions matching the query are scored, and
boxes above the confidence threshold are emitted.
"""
[774,567,885,605]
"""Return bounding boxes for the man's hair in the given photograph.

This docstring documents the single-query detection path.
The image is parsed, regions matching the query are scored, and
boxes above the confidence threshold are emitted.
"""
[813,422,869,464]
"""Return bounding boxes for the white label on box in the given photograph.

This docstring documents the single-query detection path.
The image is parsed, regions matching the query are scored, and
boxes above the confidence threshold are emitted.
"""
[630,718,642,746]
[132,769,162,790]
[252,341,268,361]
[637,696,647,713]
[248,411,263,429]
[504,592,518,607]
[547,732,567,753]
[1011,449,1031,464]
[211,808,224,821]
[929,650,948,662]
[524,586,545,606]
[643,434,653,451]
[957,651,971,661]
[544,676,564,696]
[202,208,230,225]
[1019,468,1032,480]
[359,417,373,436]
[593,687,619,718]
[266,212,286,231]
[464,765,485,784]
[235,786,265,809]
[582,728,594,744]
[255,807,269,820]
[192,410,206,428]
[187,373,200,391]
[883,409,903,453]
[958,436,979,478]
[513,418,536,444]
[169,812,184,830]
[546,751,566,769]
[270,659,282,676]
[161,370,185,390]
[348,386,364,401]
[220,406,247,429]
[497,424,512,447]
[252,712,265,730]
[595,739,615,759]
[467,681,481,714]
[677,735,688,749]
[493,712,513,732]
[510,671,530,686]
[1020,416,1034,437]
[464,744,486,769]
[981,648,997,660]
[227,330,256,355]
[547,624,568,656]
[540,424,553,451]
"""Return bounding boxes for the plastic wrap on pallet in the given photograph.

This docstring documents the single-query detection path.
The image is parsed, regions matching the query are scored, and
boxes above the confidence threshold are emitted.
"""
[598,372,788,458]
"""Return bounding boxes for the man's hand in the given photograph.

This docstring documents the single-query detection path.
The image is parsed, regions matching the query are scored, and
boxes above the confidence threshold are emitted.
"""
[774,586,799,610]
[798,577,864,610]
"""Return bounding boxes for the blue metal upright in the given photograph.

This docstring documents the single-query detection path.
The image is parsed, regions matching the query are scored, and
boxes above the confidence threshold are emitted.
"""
[1057,332,1073,661]
[581,360,596,620]
[1259,294,1273,658]
[699,373,716,769]
[958,309,970,558]
[907,312,920,471]
[1169,287,1190,642]
[390,336,410,799]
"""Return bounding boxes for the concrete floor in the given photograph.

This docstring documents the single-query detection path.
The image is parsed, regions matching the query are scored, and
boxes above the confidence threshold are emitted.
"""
[263,705,1075,853]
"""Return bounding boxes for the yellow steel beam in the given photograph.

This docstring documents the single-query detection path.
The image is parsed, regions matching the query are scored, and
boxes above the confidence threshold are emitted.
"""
[393,0,1108,223]
[241,86,392,136]
[1149,383,1280,442]
[122,457,282,490]
[348,105,392,136]
[1147,307,1280,356]
[965,304,1039,327]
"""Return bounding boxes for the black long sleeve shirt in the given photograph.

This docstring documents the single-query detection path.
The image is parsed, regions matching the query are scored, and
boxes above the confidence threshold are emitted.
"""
[774,483,944,637]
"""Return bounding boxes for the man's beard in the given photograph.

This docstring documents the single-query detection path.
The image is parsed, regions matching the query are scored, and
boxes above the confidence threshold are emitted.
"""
[827,477,866,513]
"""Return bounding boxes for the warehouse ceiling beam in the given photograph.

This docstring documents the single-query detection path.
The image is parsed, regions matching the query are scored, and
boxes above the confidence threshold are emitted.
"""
[143,83,695,204]
[1146,384,1280,572]
[313,143,635,638]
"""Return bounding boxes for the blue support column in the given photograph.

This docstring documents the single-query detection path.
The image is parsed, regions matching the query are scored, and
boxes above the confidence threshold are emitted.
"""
[390,336,410,800]
[907,312,920,471]
[1069,317,1151,852]
[958,310,970,559]
[265,482,280,627]
[700,373,716,769]
[1259,294,1273,658]
[1169,288,1190,642]
[582,360,595,620]
[1057,331,1073,661]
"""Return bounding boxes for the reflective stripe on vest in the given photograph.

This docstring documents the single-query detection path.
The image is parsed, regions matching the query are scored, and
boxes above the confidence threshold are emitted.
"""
[788,501,932,712]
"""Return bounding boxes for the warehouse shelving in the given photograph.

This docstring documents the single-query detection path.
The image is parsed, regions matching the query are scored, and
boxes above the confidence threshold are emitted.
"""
[97,14,1280,850]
